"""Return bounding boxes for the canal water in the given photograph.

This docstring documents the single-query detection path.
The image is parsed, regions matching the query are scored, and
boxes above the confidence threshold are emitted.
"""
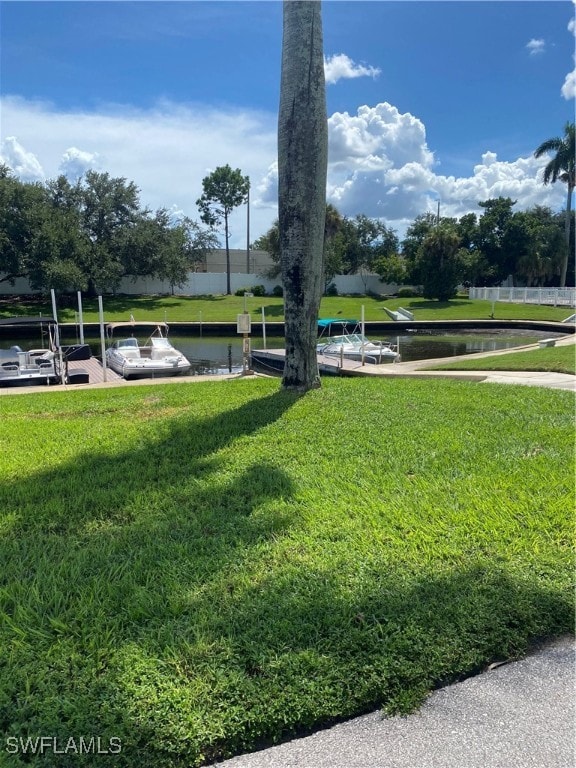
[0,329,562,377]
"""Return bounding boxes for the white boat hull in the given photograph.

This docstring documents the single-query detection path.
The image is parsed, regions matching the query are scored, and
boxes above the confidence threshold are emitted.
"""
[105,327,191,380]
[105,351,191,379]
[316,338,398,364]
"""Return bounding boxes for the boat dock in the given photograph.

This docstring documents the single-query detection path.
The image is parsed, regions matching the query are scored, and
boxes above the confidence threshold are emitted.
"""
[65,357,122,385]
[250,348,400,377]
[250,334,576,391]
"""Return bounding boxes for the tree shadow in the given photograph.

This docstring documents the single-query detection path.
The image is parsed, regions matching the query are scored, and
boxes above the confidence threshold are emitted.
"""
[259,303,285,318]
[399,300,472,311]
[3,389,300,535]
[0,385,572,767]
[0,295,54,318]
[106,559,573,765]
[56,294,230,321]
[0,387,305,756]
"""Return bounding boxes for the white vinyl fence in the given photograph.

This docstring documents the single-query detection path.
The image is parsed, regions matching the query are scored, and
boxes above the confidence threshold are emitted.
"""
[470,286,576,307]
[0,273,402,297]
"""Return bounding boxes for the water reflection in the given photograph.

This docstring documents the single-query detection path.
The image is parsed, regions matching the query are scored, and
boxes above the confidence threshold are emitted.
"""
[0,330,563,377]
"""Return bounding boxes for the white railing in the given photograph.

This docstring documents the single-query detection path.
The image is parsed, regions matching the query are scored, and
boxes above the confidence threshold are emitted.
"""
[469,286,576,307]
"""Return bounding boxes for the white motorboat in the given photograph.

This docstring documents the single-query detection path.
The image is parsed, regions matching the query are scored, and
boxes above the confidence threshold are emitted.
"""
[105,323,191,379]
[316,319,399,364]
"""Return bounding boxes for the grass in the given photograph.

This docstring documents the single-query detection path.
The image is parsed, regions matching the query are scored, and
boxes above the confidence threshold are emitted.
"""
[429,342,576,375]
[0,377,573,767]
[0,293,573,324]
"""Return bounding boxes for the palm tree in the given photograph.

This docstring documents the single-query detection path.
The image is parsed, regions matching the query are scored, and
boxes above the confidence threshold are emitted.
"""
[534,121,575,287]
[278,0,328,391]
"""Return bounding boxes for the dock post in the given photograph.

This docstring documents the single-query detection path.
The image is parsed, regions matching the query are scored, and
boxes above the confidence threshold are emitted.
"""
[77,291,85,344]
[98,296,107,382]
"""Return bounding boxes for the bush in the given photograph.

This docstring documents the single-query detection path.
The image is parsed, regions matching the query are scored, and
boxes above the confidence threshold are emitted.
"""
[272,285,284,297]
[251,284,267,297]
[235,287,250,296]
[325,283,338,296]
[397,287,420,298]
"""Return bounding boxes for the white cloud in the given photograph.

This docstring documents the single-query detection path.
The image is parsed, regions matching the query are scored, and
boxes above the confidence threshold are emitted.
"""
[325,104,565,232]
[329,103,434,174]
[526,38,546,56]
[324,54,380,85]
[59,147,100,180]
[0,136,45,181]
[561,68,576,99]
[0,96,276,248]
[0,96,567,245]
[562,13,576,99]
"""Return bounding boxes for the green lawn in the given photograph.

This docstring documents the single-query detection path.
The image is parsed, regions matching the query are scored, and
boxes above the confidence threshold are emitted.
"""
[0,377,573,767]
[429,342,576,375]
[0,293,572,324]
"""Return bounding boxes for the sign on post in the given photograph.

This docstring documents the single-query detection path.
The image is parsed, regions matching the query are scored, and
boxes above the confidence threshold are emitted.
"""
[237,314,251,334]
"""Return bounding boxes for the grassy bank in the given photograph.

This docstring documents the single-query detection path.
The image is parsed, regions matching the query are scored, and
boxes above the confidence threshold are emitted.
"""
[429,342,576,375]
[0,293,573,324]
[0,377,573,766]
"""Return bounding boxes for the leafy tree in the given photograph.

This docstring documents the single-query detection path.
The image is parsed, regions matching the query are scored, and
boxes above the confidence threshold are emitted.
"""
[252,223,281,278]
[320,203,345,288]
[278,0,327,391]
[196,164,249,295]
[372,252,407,285]
[508,206,565,287]
[160,217,219,291]
[0,166,48,284]
[26,175,90,293]
[77,171,141,295]
[534,121,575,287]
[401,212,441,284]
[332,214,400,290]
[476,197,517,285]
[414,224,464,301]
[337,214,399,275]
[0,167,217,295]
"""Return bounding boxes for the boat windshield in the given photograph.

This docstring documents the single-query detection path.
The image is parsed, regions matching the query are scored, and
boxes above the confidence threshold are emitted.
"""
[151,338,171,349]
[117,338,139,348]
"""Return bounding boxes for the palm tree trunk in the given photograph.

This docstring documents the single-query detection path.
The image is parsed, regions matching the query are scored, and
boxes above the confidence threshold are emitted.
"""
[561,183,573,288]
[278,0,328,391]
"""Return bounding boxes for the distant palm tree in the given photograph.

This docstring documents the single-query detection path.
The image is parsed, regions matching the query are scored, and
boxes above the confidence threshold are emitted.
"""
[534,121,575,287]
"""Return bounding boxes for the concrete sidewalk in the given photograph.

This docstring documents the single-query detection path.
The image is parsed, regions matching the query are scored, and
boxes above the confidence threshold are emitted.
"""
[216,636,575,768]
[373,368,576,391]
[367,332,576,391]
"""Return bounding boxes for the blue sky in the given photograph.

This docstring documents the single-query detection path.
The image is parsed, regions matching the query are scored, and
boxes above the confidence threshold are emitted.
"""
[1,1,574,245]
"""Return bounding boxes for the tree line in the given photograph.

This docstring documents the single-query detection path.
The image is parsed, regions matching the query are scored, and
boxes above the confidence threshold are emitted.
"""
[254,198,573,300]
[0,164,572,302]
[0,165,219,296]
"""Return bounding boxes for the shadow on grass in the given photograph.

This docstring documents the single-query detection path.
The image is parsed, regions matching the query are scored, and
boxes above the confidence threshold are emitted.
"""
[259,303,285,318]
[182,561,572,762]
[388,299,472,313]
[55,294,230,321]
[0,295,54,319]
[0,384,572,767]
[3,389,299,535]
[103,561,573,767]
